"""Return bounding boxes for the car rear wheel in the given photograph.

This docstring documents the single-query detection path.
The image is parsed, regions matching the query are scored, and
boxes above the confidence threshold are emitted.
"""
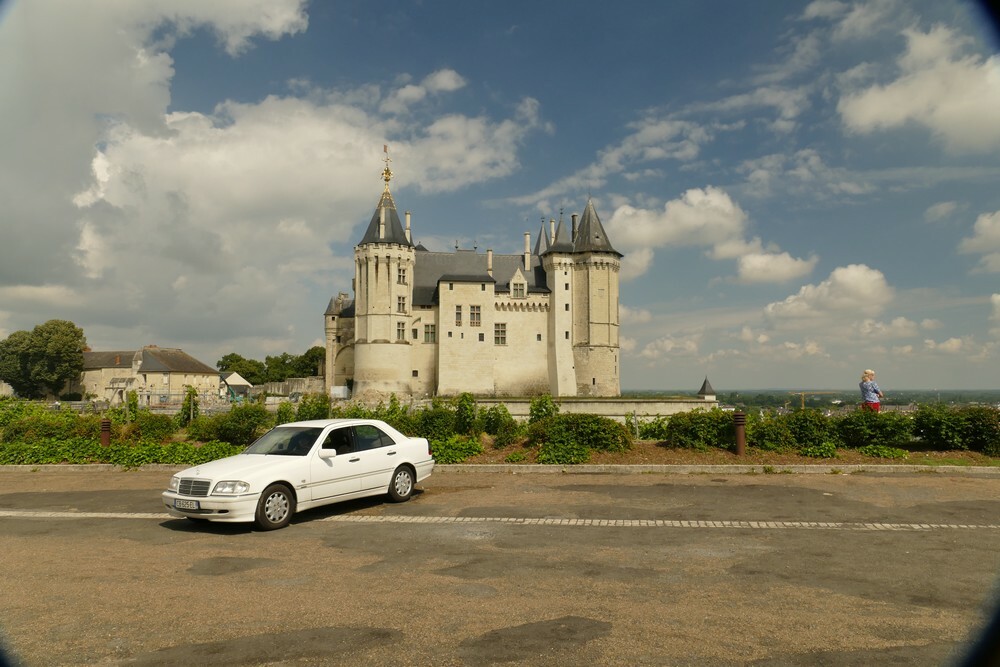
[255,484,295,530]
[388,466,414,502]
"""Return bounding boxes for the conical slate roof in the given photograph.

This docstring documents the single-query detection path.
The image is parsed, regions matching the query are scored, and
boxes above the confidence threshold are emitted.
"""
[533,223,550,256]
[358,187,413,247]
[573,199,621,256]
[698,377,716,396]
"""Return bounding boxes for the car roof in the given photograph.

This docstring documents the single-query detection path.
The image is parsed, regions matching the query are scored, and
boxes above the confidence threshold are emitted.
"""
[275,418,382,429]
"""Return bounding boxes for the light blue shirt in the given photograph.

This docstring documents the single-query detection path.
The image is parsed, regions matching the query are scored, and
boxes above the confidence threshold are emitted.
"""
[860,380,881,403]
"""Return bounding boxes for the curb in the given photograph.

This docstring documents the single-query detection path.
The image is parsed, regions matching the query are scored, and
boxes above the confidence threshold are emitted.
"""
[1,463,999,475]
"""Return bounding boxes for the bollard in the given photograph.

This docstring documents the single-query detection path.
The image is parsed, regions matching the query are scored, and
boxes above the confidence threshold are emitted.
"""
[100,418,111,447]
[733,411,746,456]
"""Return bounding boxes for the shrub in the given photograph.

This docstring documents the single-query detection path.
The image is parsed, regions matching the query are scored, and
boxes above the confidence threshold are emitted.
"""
[786,409,832,449]
[747,413,796,451]
[380,395,418,435]
[913,404,966,450]
[419,405,457,443]
[529,395,559,423]
[1,405,81,443]
[799,441,838,458]
[215,403,273,447]
[133,411,177,443]
[834,410,913,449]
[176,387,199,427]
[430,435,483,463]
[454,392,480,436]
[661,409,734,451]
[635,416,671,441]
[504,450,527,463]
[275,401,296,425]
[858,444,908,459]
[296,393,331,421]
[957,406,1000,455]
[527,413,631,464]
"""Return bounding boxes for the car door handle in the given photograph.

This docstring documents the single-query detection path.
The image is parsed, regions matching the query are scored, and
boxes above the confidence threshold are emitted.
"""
[386,450,396,455]
[349,457,361,463]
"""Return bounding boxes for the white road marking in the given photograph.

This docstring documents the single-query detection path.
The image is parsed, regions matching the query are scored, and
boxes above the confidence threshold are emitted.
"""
[1,509,998,532]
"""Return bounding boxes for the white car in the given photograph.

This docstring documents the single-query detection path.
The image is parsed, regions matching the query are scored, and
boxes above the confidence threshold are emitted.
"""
[162,419,434,530]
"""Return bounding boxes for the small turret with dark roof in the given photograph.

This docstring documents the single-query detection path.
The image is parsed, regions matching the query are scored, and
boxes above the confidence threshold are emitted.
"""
[357,156,413,247]
[574,199,622,256]
[698,377,716,400]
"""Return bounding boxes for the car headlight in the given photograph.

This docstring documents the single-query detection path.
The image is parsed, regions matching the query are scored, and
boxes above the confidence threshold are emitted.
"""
[168,476,179,492]
[212,480,251,495]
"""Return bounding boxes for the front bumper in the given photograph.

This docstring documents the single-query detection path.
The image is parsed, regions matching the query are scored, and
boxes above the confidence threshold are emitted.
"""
[161,490,260,523]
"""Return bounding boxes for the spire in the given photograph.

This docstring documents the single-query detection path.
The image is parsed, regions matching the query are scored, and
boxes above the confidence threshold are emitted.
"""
[358,146,413,247]
[698,377,716,397]
[533,222,550,256]
[573,199,622,256]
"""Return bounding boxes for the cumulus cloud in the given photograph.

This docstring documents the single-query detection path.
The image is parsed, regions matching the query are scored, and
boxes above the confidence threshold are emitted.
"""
[606,187,816,283]
[858,316,919,338]
[763,264,894,328]
[958,210,1000,272]
[639,334,701,362]
[838,25,1000,152]
[379,68,467,114]
[619,305,652,324]
[740,149,873,199]
[924,201,958,222]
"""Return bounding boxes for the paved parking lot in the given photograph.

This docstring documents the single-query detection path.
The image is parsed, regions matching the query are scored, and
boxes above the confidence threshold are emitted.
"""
[1,467,999,666]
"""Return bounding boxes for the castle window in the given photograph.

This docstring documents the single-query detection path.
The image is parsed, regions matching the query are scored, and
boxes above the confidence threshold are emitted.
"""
[412,328,418,340]
[449,282,454,290]
[396,323,406,340]
[481,284,486,291]
[397,268,407,285]
[412,370,419,377]
[397,296,406,313]
[478,333,484,342]
[565,331,569,339]
[564,283,569,290]
[470,305,481,327]
[495,323,507,345]
[455,305,462,326]
[564,303,569,311]
[512,283,525,298]
[537,333,542,341]
[424,325,436,342]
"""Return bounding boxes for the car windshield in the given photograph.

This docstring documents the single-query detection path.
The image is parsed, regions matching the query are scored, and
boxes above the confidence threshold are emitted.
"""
[243,426,322,456]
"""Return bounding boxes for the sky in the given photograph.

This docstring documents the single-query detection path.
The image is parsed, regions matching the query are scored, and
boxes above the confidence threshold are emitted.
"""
[1,0,999,392]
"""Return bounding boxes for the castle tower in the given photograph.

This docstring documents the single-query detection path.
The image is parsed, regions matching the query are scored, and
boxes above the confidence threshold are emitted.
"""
[571,200,622,396]
[541,216,578,396]
[351,152,416,400]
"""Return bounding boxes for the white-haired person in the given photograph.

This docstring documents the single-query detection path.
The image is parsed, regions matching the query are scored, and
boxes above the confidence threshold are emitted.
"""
[859,369,884,412]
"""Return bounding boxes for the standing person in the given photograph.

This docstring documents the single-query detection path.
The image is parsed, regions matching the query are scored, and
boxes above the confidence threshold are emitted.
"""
[859,369,884,412]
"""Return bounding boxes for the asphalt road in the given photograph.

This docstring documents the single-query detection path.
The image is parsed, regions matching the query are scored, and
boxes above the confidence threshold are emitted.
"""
[1,467,999,666]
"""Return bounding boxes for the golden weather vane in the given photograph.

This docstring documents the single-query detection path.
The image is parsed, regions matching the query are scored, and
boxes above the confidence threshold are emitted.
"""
[382,144,393,189]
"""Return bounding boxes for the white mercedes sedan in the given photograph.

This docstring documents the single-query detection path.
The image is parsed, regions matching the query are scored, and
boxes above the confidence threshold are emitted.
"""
[162,419,434,530]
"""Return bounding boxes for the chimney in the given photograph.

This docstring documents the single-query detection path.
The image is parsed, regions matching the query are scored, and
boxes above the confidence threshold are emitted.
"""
[405,210,411,243]
[487,249,493,277]
[379,207,386,239]
[571,213,578,243]
[550,218,556,243]
[523,232,531,270]
[115,354,120,365]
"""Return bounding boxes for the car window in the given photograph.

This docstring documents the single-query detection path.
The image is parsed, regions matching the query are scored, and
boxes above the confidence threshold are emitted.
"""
[244,426,322,456]
[321,427,353,453]
[352,424,395,451]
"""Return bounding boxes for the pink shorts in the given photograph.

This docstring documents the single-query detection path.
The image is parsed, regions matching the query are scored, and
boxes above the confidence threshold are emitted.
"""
[862,402,881,412]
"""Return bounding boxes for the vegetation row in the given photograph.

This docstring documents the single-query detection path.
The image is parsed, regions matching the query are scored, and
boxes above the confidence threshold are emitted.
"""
[0,394,998,467]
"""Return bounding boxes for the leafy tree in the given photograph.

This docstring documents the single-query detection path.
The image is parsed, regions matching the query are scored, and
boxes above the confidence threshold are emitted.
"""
[217,353,266,386]
[293,346,326,377]
[0,320,86,399]
[264,352,297,383]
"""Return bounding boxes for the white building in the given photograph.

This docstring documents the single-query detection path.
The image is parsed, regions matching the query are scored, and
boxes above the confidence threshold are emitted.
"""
[324,160,623,401]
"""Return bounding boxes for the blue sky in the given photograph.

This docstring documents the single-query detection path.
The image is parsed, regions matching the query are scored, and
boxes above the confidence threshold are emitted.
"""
[1,0,999,391]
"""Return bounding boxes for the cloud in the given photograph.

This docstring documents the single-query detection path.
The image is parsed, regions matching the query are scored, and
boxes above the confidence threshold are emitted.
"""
[619,305,652,324]
[740,149,873,198]
[737,252,819,284]
[379,68,467,114]
[838,25,1000,153]
[607,187,815,283]
[830,0,896,41]
[991,294,1000,338]
[958,210,1000,273]
[924,201,958,222]
[764,264,894,328]
[858,316,920,338]
[638,334,701,362]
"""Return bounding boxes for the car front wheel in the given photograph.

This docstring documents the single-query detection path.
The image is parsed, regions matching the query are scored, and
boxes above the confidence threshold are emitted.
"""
[388,466,415,502]
[255,484,295,530]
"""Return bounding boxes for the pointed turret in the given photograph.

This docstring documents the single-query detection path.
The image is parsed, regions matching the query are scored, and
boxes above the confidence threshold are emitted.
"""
[358,157,413,247]
[573,199,621,256]
[698,377,716,401]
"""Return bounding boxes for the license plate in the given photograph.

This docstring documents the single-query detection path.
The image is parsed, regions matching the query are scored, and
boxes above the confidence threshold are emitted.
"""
[174,499,200,510]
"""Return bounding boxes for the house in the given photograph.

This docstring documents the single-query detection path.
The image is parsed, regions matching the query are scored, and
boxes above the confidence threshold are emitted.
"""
[324,155,623,401]
[75,345,221,406]
[222,371,253,400]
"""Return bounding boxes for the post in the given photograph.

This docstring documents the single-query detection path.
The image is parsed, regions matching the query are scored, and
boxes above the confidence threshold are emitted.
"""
[733,411,746,456]
[100,419,111,447]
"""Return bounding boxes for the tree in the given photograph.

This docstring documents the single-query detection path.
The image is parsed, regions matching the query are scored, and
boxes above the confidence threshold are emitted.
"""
[0,320,87,399]
[293,346,326,377]
[264,353,297,383]
[217,353,266,386]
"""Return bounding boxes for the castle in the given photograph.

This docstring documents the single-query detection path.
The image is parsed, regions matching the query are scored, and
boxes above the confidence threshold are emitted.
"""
[323,158,622,401]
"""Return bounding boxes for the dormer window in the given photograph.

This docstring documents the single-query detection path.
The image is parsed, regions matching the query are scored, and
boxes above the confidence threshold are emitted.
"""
[512,283,525,298]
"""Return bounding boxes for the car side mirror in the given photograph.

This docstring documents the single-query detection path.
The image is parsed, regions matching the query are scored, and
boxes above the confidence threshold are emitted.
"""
[318,449,337,460]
